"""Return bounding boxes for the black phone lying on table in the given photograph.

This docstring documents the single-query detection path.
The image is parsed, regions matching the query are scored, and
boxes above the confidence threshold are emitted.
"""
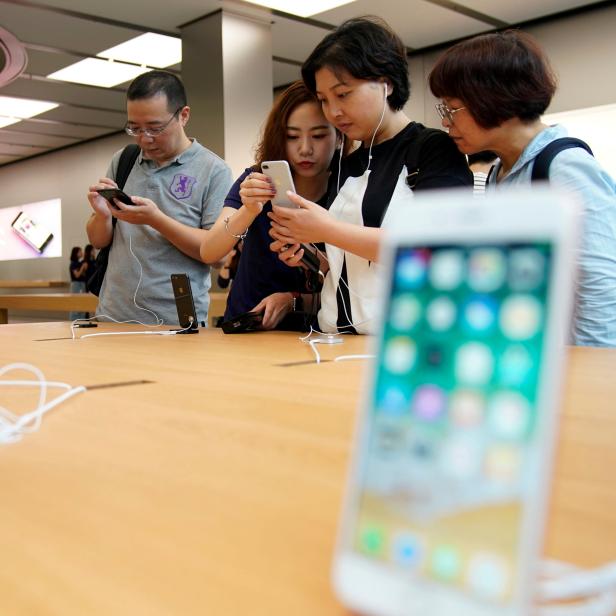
[221,311,263,334]
[96,188,134,208]
[170,273,199,333]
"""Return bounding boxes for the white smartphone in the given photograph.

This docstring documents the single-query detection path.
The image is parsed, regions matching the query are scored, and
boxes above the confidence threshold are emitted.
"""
[332,188,579,616]
[11,211,54,253]
[261,160,297,208]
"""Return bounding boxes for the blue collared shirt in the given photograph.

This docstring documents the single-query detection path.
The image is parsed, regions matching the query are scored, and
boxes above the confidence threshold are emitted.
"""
[489,124,616,347]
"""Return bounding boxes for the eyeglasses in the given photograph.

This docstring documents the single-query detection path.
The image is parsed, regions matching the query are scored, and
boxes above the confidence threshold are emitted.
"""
[435,102,466,124]
[124,107,182,138]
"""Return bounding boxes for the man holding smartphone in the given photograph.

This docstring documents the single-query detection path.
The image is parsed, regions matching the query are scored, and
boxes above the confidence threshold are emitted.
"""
[86,70,232,324]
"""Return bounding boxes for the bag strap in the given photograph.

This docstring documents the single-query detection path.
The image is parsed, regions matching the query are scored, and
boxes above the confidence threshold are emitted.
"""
[405,125,442,190]
[110,143,140,230]
[531,137,593,182]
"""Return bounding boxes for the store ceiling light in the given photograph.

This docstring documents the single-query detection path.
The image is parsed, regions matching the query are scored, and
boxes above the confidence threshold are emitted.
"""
[240,0,354,17]
[0,95,58,127]
[47,58,149,88]
[97,33,181,68]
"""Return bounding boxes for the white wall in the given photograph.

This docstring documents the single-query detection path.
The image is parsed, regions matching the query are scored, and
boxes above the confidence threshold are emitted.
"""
[406,3,616,128]
[0,132,130,281]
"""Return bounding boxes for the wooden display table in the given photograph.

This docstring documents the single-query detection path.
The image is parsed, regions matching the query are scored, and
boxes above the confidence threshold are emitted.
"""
[0,324,614,615]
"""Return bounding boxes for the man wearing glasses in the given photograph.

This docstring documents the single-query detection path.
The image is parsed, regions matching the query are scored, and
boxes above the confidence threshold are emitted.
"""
[86,70,232,325]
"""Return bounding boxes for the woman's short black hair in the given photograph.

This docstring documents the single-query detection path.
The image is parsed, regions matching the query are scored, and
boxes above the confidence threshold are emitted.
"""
[127,70,187,112]
[302,16,410,111]
[70,246,81,262]
[429,30,557,129]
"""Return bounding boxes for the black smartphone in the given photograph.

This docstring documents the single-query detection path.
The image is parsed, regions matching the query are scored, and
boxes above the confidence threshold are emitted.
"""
[170,273,199,332]
[299,244,320,273]
[96,188,134,208]
[221,311,263,334]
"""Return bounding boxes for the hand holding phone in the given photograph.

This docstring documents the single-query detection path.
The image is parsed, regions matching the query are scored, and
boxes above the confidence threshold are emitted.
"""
[261,160,297,208]
[96,188,134,209]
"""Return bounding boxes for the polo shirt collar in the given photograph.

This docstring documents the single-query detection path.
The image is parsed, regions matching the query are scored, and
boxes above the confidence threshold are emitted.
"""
[137,138,200,167]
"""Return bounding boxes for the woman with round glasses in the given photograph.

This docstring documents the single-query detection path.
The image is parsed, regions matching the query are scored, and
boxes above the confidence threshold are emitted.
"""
[269,17,472,335]
[429,29,616,347]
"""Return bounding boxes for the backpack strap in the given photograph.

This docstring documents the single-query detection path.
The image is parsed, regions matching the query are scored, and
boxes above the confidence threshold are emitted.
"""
[116,143,141,189]
[110,143,140,230]
[531,137,593,182]
[404,125,442,190]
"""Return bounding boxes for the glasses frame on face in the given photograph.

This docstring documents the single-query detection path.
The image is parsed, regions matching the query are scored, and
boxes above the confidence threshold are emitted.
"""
[435,102,466,125]
[124,106,183,138]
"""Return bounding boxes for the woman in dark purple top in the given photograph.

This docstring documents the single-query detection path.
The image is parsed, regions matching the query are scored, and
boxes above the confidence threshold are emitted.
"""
[200,81,338,330]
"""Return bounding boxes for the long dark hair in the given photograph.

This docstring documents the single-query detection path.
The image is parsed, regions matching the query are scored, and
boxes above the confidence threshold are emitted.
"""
[253,81,319,169]
[84,244,95,261]
[70,246,81,262]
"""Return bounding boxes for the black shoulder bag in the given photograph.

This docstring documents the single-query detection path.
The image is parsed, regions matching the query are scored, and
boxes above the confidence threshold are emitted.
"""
[86,144,140,295]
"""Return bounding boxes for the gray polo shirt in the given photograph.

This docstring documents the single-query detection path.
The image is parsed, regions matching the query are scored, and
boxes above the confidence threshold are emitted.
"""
[96,140,232,325]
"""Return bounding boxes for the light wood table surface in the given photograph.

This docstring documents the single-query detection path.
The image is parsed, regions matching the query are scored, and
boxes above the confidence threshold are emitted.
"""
[0,323,614,616]
[0,293,99,323]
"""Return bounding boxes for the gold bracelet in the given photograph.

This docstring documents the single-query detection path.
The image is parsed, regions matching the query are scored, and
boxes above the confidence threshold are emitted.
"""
[224,216,248,240]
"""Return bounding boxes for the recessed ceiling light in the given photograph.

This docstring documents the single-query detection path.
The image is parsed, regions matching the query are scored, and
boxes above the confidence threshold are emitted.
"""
[0,117,20,128]
[47,58,149,88]
[241,0,355,17]
[97,33,181,68]
[0,96,58,127]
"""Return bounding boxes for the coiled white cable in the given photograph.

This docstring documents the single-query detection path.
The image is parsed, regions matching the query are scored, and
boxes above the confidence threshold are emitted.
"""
[0,363,85,444]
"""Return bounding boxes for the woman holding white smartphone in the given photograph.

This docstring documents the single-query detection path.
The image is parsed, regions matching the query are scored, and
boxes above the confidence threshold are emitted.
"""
[268,17,473,335]
[199,81,338,330]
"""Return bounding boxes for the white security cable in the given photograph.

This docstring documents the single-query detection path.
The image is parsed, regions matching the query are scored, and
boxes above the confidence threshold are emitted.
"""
[537,559,616,616]
[0,363,85,444]
[127,234,164,326]
[70,236,198,339]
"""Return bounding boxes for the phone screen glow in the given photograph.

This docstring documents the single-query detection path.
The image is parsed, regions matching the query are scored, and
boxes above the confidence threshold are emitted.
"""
[353,242,552,604]
[11,212,53,252]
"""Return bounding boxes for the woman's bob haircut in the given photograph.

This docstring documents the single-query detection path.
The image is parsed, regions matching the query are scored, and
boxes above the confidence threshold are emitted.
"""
[429,30,557,128]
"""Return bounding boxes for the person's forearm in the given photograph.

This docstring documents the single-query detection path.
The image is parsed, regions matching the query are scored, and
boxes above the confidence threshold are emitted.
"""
[86,213,113,248]
[321,219,383,262]
[148,211,206,262]
[200,206,258,263]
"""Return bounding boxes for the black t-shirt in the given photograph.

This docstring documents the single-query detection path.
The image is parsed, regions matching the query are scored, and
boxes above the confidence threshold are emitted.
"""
[326,122,473,332]
[69,259,84,282]
[331,121,473,225]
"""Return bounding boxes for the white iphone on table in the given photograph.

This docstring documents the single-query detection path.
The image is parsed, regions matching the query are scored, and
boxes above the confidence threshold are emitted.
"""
[332,188,578,616]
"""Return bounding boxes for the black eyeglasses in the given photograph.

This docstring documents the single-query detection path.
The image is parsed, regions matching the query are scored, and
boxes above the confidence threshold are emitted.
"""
[124,107,182,138]
[435,102,466,124]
